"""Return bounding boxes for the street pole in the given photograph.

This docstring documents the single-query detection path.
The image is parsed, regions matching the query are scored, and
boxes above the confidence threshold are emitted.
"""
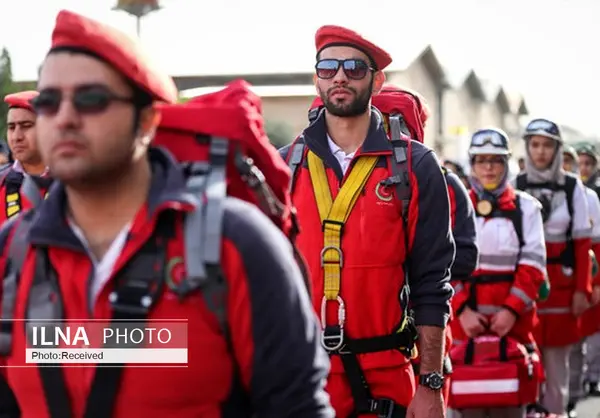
[112,1,161,38]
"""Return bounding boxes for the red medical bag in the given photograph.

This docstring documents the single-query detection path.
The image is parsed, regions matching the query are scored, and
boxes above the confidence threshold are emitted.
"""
[448,335,543,409]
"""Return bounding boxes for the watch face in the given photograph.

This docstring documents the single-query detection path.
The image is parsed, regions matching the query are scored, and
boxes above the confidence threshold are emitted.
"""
[430,374,444,389]
[424,373,444,390]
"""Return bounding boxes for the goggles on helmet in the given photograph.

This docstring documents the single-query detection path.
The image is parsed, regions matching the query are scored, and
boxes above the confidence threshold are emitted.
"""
[469,129,510,156]
[524,118,561,141]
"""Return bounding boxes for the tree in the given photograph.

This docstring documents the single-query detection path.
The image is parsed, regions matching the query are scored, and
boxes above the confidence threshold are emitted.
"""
[0,47,17,140]
[265,120,294,149]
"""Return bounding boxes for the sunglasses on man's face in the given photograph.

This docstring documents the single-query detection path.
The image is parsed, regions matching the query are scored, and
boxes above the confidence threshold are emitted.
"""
[31,85,135,116]
[315,59,373,80]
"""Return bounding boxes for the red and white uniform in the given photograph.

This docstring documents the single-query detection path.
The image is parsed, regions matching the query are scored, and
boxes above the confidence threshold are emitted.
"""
[451,187,546,345]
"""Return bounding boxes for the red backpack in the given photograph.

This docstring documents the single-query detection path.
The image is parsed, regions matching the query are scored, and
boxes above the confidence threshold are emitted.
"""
[155,79,297,239]
[371,84,429,143]
[152,79,307,329]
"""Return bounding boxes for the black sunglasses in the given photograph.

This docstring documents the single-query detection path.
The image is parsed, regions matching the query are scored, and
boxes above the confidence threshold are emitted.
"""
[31,85,135,115]
[315,59,374,80]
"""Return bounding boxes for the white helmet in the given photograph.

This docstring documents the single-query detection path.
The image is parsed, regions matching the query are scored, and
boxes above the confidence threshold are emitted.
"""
[523,118,562,142]
[468,128,510,157]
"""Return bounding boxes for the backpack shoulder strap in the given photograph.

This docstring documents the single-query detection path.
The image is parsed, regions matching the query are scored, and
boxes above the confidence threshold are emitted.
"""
[286,136,306,194]
[510,191,525,248]
[180,137,230,337]
[563,174,576,223]
[0,211,35,356]
[387,114,412,224]
[4,171,23,220]
[515,173,528,192]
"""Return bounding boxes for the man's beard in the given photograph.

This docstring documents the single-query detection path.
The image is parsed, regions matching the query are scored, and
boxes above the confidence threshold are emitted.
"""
[321,81,373,118]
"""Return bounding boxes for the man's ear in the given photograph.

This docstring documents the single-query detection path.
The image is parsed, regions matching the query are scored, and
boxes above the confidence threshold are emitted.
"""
[138,106,161,136]
[137,106,161,145]
[372,71,386,95]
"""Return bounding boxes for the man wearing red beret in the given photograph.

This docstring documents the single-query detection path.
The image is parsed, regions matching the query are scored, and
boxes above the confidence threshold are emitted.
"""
[0,90,51,224]
[280,25,454,418]
[0,9,333,418]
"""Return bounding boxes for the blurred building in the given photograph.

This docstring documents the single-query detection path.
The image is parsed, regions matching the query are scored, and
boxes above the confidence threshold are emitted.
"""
[176,44,530,163]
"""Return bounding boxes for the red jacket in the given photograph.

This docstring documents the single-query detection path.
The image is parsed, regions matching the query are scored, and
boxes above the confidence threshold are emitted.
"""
[280,110,454,415]
[0,149,333,418]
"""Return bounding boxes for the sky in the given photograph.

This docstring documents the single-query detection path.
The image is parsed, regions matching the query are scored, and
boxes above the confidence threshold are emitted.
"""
[1,0,599,136]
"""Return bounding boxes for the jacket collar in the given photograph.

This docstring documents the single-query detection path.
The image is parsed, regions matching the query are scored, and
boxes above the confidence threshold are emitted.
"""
[301,106,392,180]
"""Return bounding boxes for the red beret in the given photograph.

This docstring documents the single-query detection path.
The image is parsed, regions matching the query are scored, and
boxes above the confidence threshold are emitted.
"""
[315,25,392,70]
[50,10,177,104]
[4,90,39,113]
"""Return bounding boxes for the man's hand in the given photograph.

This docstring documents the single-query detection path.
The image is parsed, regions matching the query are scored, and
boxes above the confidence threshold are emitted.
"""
[592,286,600,306]
[406,386,445,418]
[458,307,488,337]
[572,291,590,317]
[489,309,517,337]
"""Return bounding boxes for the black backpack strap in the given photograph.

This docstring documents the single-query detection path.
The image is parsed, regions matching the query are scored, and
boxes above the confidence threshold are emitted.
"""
[81,211,174,418]
[563,175,576,237]
[31,245,71,418]
[4,172,23,220]
[515,173,528,192]
[287,137,306,194]
[505,192,525,249]
[308,107,320,124]
[387,114,412,224]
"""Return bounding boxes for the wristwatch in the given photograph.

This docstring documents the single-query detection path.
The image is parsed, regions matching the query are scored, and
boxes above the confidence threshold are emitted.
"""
[419,372,444,390]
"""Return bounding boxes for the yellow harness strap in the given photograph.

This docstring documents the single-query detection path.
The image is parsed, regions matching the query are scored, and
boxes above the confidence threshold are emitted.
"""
[307,150,378,350]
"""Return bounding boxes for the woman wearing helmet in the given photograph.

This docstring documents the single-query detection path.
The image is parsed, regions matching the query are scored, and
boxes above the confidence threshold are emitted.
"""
[450,128,546,418]
[515,119,592,416]
[562,143,600,414]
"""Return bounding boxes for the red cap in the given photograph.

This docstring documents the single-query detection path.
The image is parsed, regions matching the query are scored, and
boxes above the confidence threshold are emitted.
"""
[50,10,177,104]
[315,25,392,70]
[4,90,39,113]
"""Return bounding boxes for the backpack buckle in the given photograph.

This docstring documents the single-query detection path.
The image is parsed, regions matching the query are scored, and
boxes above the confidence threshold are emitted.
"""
[108,290,153,317]
[368,398,397,418]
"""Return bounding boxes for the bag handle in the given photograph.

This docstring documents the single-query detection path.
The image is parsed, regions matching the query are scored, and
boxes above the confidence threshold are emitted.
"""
[464,335,509,365]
